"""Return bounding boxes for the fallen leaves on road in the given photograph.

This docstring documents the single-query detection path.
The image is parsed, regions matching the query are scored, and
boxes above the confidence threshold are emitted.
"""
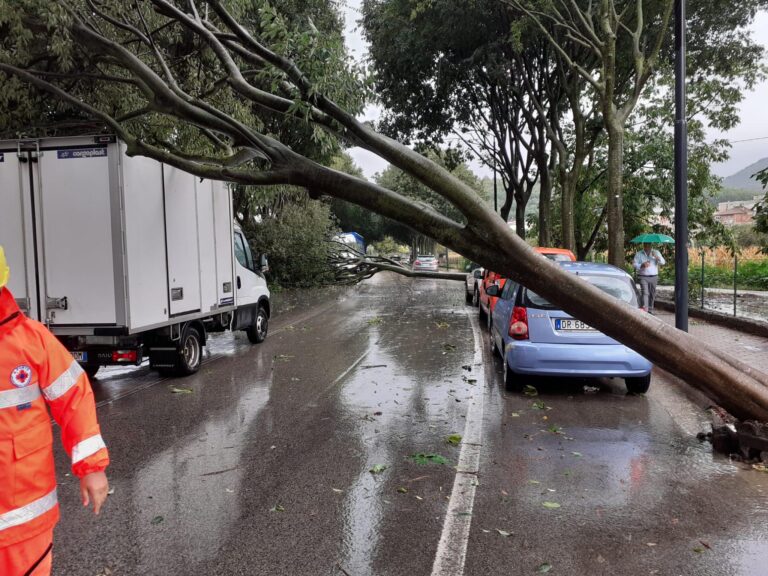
[367,316,384,326]
[169,386,193,394]
[369,464,388,474]
[752,464,768,473]
[532,400,547,410]
[442,343,457,353]
[270,504,285,512]
[151,516,164,525]
[542,501,561,509]
[571,452,583,457]
[410,453,448,465]
[523,385,539,397]
[435,321,450,329]
[446,434,462,446]
[274,354,294,362]
[496,529,513,537]
[547,425,564,435]
[537,562,553,573]
[332,488,343,493]
[397,487,408,494]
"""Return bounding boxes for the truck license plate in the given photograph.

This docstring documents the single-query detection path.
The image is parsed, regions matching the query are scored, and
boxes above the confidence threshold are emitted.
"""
[71,351,88,362]
[555,319,595,331]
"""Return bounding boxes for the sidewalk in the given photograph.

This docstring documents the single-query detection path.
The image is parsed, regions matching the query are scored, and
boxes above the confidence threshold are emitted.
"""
[653,307,768,384]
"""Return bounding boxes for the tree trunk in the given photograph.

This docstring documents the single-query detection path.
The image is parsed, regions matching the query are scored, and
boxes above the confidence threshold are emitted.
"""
[515,199,526,241]
[538,153,553,247]
[560,172,577,252]
[606,123,625,267]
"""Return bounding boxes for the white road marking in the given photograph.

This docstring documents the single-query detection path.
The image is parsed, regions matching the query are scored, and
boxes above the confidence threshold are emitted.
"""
[430,311,486,576]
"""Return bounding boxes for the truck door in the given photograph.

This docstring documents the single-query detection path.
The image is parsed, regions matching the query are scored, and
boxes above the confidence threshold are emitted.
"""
[0,144,41,320]
[36,144,120,326]
[233,230,262,308]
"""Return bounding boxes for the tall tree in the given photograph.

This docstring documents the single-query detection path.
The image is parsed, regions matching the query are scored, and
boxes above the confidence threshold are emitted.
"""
[1,1,768,420]
[361,0,556,240]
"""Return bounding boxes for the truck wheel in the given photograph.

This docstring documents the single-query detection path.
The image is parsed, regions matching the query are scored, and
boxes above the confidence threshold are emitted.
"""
[625,374,651,394]
[82,363,100,380]
[246,306,268,344]
[176,326,202,376]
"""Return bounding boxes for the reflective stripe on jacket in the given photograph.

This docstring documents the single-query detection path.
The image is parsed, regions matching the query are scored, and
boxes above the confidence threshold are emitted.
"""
[0,288,109,547]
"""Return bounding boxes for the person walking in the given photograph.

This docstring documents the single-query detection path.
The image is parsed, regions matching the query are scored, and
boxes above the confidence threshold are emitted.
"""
[0,246,110,575]
[633,242,666,314]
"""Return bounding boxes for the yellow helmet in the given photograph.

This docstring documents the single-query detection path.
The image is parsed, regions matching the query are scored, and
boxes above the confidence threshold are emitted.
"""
[0,246,8,288]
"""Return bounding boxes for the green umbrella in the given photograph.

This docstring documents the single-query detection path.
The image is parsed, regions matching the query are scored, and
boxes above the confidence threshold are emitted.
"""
[630,233,674,244]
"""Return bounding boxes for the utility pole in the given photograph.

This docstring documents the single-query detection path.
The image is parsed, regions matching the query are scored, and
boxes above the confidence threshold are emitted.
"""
[674,0,689,332]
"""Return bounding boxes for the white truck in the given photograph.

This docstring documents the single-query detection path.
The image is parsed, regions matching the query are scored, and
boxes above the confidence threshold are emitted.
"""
[0,135,270,377]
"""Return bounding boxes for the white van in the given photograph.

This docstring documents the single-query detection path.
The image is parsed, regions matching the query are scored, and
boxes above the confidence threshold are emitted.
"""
[0,135,270,377]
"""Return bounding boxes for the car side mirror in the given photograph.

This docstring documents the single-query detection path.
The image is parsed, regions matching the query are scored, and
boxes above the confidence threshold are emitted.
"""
[486,284,500,297]
[473,270,482,279]
[259,254,269,274]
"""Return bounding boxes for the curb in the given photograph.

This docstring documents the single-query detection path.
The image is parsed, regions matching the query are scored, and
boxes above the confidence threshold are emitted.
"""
[655,298,768,339]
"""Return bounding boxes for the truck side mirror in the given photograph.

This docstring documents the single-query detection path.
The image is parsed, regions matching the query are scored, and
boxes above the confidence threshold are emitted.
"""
[259,254,269,273]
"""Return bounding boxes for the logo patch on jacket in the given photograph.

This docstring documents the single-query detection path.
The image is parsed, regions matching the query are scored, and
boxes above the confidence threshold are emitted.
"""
[10,365,33,388]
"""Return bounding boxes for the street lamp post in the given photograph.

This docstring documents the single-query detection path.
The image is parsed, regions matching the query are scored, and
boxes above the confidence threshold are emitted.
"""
[674,0,689,331]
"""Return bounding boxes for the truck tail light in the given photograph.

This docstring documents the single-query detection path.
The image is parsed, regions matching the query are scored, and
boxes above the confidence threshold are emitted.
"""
[112,350,138,363]
[508,306,529,340]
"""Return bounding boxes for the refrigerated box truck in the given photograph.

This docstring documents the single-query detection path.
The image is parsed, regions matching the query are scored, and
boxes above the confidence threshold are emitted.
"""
[0,135,270,377]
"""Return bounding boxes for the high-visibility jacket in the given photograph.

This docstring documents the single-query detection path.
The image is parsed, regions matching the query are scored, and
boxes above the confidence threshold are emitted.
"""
[0,288,109,547]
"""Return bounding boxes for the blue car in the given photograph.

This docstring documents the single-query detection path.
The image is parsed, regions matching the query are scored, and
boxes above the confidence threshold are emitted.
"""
[487,262,653,394]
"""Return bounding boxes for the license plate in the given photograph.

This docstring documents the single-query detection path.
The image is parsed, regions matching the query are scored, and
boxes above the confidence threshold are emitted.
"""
[71,351,88,362]
[555,319,595,331]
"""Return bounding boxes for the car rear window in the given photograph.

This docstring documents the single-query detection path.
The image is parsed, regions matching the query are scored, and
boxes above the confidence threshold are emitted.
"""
[544,253,573,262]
[524,274,638,308]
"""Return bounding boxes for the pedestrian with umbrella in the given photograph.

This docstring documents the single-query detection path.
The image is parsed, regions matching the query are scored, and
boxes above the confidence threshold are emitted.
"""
[631,233,673,314]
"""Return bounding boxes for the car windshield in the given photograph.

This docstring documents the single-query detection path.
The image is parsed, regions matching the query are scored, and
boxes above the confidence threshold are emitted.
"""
[525,274,637,308]
[417,256,434,260]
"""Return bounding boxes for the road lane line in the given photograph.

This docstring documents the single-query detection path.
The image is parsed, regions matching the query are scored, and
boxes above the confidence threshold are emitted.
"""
[430,311,486,576]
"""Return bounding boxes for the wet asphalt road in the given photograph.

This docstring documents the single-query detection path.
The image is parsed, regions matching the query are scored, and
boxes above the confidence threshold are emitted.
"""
[50,273,768,575]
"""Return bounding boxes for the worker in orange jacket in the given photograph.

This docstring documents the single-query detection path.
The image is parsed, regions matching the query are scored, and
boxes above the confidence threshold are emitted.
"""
[0,246,110,576]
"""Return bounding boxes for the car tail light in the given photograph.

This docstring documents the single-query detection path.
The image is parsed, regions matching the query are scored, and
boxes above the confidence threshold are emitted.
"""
[112,350,138,363]
[414,260,421,266]
[508,306,529,340]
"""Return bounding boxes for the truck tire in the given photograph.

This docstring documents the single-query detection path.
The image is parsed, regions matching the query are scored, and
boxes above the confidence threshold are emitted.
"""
[246,306,268,344]
[176,326,202,376]
[82,363,100,380]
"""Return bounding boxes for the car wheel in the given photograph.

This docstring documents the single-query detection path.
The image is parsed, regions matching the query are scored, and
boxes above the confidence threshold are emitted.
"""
[465,289,473,304]
[472,287,479,307]
[175,325,202,376]
[479,303,487,323]
[504,363,524,393]
[626,374,651,394]
[246,306,269,344]
[490,331,499,358]
[487,311,493,331]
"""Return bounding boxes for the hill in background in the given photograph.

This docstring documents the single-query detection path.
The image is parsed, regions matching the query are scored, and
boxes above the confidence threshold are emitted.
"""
[722,157,768,193]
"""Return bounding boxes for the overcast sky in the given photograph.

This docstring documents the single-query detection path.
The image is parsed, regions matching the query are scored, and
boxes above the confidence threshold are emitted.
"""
[341,2,768,180]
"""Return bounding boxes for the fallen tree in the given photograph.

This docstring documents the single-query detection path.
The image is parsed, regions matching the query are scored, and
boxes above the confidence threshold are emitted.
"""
[1,0,767,420]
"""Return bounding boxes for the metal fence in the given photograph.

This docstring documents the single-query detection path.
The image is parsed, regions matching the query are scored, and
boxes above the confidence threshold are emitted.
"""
[656,249,768,323]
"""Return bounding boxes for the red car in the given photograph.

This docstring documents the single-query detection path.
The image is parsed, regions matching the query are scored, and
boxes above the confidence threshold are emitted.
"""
[478,247,576,328]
